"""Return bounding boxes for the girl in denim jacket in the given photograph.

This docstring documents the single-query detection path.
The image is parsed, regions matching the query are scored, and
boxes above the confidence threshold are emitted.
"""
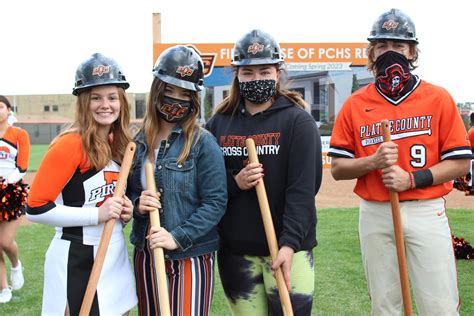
[127,45,227,316]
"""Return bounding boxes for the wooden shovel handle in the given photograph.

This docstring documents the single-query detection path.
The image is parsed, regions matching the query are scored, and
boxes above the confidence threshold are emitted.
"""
[145,162,171,316]
[381,120,413,316]
[245,138,293,316]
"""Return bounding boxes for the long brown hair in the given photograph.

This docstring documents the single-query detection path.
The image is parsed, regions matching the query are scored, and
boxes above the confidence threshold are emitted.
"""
[214,64,308,115]
[366,41,419,75]
[141,77,201,164]
[55,87,131,170]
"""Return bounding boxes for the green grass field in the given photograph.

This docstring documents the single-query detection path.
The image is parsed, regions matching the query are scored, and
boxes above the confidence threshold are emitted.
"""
[13,145,474,314]
[28,144,49,172]
[0,208,472,315]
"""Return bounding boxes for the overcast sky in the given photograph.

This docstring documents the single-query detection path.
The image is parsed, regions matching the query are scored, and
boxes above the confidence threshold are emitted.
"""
[1,0,473,103]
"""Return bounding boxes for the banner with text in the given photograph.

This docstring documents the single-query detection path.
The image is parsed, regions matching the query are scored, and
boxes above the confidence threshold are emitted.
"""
[153,43,368,77]
[321,136,332,169]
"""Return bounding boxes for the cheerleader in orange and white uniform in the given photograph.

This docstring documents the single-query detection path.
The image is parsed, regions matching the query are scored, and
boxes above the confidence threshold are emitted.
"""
[0,95,29,304]
[26,54,137,315]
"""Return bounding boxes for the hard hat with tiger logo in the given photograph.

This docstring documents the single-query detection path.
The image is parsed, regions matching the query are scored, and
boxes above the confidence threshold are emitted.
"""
[153,45,204,91]
[73,53,129,96]
[232,29,284,66]
[368,8,418,44]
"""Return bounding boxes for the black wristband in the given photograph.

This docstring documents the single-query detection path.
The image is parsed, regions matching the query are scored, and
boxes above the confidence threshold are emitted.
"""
[412,169,434,188]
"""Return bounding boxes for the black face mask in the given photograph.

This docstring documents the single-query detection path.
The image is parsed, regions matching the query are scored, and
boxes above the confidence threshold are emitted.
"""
[158,96,193,123]
[375,50,414,99]
[239,79,277,104]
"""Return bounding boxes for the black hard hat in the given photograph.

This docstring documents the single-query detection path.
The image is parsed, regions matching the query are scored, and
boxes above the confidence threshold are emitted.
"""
[232,29,283,66]
[73,53,129,96]
[368,8,418,44]
[153,45,204,91]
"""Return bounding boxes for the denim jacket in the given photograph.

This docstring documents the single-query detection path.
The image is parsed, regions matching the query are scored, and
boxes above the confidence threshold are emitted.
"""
[127,125,227,260]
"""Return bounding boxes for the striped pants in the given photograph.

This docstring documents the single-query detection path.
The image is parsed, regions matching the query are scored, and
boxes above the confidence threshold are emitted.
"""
[133,244,215,316]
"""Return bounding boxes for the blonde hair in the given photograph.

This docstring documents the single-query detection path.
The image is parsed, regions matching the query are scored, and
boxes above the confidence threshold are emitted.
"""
[141,78,201,165]
[215,64,308,115]
[366,41,419,75]
[55,87,131,170]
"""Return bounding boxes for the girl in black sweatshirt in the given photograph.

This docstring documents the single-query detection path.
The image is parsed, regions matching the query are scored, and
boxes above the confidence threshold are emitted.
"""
[206,29,322,316]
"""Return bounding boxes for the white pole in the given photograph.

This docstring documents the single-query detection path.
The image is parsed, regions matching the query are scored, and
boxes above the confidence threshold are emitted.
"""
[199,88,206,125]
[13,94,17,113]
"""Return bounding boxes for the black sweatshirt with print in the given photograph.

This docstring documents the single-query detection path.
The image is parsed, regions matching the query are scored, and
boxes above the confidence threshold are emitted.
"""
[206,96,322,256]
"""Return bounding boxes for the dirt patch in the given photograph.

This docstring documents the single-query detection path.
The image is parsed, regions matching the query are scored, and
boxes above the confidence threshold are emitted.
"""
[316,169,474,210]
[19,169,472,226]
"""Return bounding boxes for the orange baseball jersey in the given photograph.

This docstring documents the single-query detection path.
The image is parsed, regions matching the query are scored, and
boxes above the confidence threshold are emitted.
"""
[329,79,472,202]
[0,126,30,179]
[26,133,124,245]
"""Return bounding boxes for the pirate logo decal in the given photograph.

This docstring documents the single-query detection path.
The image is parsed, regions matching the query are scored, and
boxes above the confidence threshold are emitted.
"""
[161,102,186,120]
[92,64,110,76]
[382,20,399,31]
[376,64,411,98]
[158,96,192,123]
[176,65,195,77]
[247,42,264,55]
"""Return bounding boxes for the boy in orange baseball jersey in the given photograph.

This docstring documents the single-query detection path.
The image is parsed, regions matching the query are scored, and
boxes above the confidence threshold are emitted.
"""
[0,95,29,304]
[328,8,472,316]
[26,53,137,315]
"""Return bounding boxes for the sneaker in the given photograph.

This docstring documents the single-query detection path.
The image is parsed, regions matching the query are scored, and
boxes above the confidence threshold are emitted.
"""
[0,287,12,303]
[11,260,24,290]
